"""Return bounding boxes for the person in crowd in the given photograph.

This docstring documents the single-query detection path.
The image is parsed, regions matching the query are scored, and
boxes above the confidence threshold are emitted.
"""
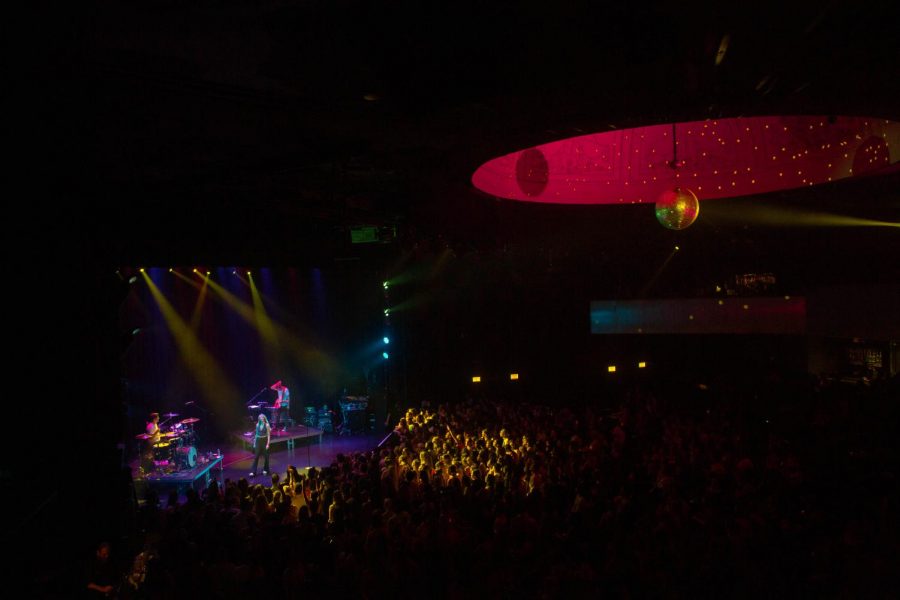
[86,541,117,598]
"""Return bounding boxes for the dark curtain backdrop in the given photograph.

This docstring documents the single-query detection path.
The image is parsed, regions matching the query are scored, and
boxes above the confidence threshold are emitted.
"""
[119,266,384,439]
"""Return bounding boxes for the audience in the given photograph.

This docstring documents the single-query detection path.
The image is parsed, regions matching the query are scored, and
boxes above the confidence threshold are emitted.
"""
[108,378,898,598]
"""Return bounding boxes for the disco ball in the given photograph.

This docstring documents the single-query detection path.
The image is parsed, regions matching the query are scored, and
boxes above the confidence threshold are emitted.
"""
[655,187,699,230]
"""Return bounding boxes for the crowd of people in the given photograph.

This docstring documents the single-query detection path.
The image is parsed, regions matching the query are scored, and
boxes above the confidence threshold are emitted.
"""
[86,378,897,598]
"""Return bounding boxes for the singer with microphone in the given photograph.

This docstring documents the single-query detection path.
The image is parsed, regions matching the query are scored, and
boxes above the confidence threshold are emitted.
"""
[249,413,271,477]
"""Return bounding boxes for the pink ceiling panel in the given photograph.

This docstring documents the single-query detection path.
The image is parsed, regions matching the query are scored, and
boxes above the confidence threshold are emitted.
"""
[472,116,900,205]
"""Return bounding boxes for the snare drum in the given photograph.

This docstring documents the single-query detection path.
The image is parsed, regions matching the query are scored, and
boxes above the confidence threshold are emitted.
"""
[177,446,198,469]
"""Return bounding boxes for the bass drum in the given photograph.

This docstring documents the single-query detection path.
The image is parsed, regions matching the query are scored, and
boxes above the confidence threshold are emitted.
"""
[177,446,198,469]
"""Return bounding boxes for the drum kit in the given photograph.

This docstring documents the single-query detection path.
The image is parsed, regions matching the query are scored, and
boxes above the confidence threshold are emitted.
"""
[136,413,202,473]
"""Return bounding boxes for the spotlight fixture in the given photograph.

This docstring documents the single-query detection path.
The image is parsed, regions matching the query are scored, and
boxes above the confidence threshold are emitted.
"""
[383,337,390,344]
[608,365,617,373]
[472,376,481,383]
[128,276,137,284]
[382,352,389,359]
[382,281,389,289]
[638,362,647,369]
[510,373,519,380]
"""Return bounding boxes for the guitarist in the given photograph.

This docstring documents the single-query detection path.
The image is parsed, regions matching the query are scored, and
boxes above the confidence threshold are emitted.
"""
[270,380,291,432]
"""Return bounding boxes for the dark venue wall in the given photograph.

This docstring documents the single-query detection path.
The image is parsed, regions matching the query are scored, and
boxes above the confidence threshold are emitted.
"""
[8,0,900,595]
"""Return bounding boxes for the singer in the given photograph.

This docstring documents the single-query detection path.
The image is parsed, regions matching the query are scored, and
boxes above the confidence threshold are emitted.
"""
[249,413,271,477]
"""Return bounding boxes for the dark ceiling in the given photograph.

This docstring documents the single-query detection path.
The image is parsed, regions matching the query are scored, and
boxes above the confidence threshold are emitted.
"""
[15,0,900,288]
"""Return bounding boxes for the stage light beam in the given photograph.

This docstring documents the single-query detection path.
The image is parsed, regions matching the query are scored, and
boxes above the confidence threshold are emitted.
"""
[140,271,243,428]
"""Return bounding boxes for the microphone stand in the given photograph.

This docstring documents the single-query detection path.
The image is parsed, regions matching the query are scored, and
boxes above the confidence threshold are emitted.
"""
[246,387,269,406]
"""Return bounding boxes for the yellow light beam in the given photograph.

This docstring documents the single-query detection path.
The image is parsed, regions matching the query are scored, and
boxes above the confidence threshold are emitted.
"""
[638,246,679,298]
[247,272,285,381]
[141,271,242,427]
[248,274,278,345]
[202,275,340,386]
[189,273,209,331]
[702,202,900,228]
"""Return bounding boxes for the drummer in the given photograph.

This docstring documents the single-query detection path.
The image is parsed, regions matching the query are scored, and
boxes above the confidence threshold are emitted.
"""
[146,412,161,444]
[141,412,161,472]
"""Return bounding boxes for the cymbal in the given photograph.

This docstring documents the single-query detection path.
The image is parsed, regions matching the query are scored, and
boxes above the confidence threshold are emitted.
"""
[135,433,151,440]
[162,412,179,418]
[161,431,180,437]
[180,417,200,424]
[247,405,259,409]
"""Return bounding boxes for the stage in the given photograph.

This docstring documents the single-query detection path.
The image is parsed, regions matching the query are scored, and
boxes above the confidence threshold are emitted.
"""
[134,454,223,498]
[232,423,323,451]
[130,429,388,504]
